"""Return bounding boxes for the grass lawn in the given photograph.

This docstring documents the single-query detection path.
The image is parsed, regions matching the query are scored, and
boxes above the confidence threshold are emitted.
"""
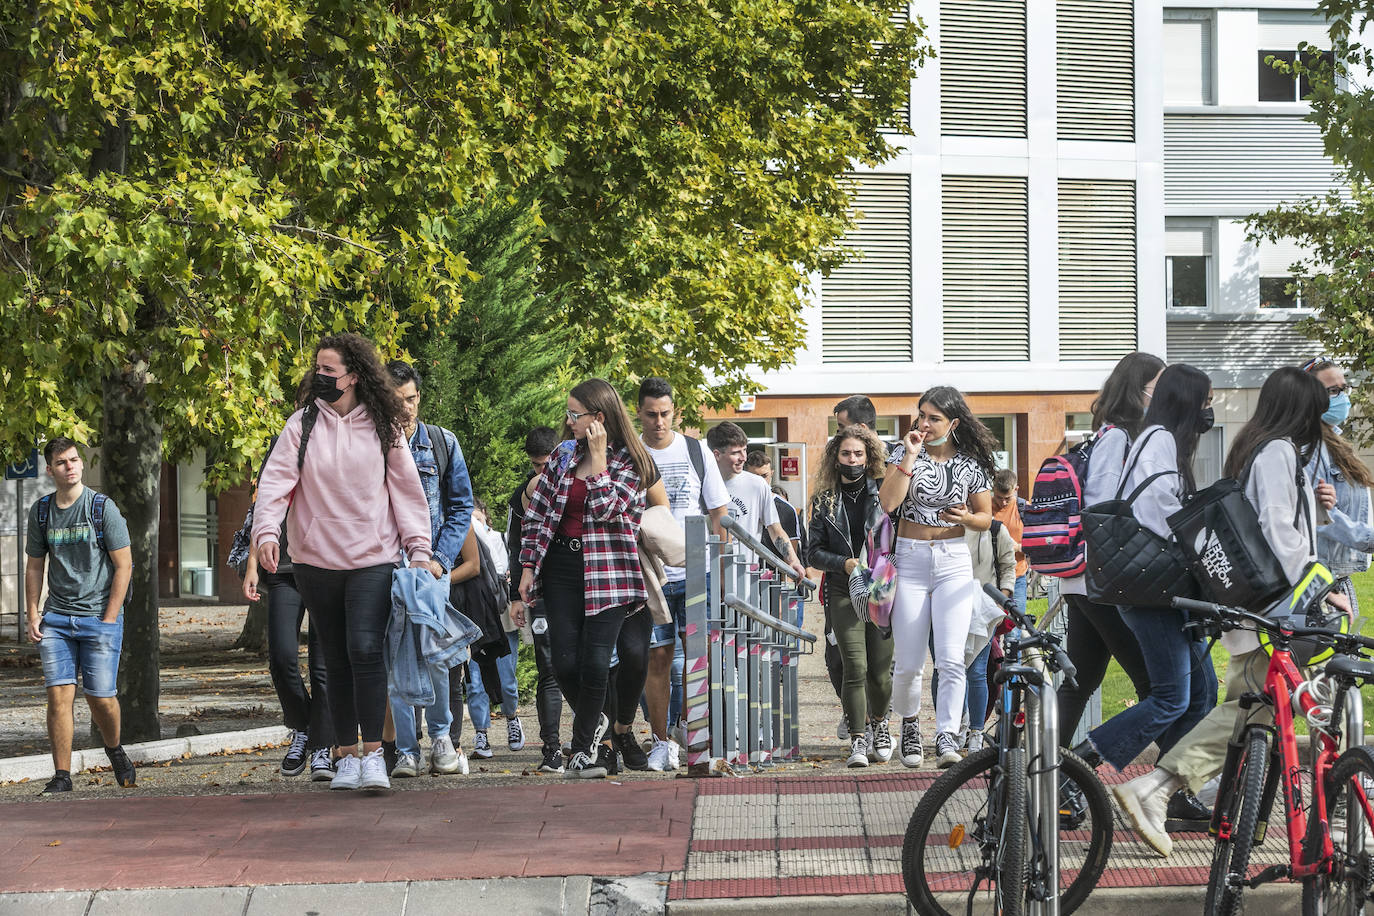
[1054,570,1374,734]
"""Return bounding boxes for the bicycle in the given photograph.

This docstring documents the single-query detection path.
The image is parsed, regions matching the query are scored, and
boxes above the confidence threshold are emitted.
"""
[1171,594,1374,916]
[902,584,1113,916]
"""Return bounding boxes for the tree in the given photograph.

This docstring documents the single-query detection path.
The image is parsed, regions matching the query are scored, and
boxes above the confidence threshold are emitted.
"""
[403,199,574,507]
[0,0,928,740]
[1248,1,1374,440]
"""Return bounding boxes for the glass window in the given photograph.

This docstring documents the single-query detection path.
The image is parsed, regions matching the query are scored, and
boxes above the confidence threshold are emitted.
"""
[705,418,777,443]
[1065,412,1095,446]
[978,415,1015,471]
[827,415,900,440]
[1259,276,1303,309]
[1258,49,1334,102]
[1166,256,1208,309]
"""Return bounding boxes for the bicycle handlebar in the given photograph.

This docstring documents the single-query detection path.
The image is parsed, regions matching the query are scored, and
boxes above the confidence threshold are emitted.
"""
[982,583,1078,687]
[1171,595,1374,655]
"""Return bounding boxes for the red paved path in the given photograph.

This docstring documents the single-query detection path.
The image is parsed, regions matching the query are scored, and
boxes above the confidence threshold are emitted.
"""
[0,781,696,893]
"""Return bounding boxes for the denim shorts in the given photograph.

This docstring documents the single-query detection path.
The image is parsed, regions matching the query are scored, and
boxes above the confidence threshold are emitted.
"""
[650,580,688,649]
[39,612,123,697]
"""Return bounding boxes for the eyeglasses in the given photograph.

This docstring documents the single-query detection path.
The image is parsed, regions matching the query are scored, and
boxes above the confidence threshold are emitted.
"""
[566,408,596,422]
[1327,383,1354,396]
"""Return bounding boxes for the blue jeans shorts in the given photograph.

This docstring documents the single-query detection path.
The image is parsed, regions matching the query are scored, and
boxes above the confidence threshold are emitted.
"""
[39,612,123,697]
[650,580,687,649]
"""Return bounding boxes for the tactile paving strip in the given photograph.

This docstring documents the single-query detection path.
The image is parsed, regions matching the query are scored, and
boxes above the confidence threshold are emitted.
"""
[667,766,1292,901]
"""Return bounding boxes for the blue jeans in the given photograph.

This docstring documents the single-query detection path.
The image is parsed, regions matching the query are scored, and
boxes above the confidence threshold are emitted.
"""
[966,641,992,730]
[389,662,452,759]
[38,612,123,697]
[490,631,520,718]
[647,579,688,730]
[1088,605,1218,771]
[1014,574,1027,614]
[456,661,492,734]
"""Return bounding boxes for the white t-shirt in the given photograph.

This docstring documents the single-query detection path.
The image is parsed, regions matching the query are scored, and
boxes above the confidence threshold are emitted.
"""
[644,432,729,582]
[473,518,509,578]
[724,469,779,544]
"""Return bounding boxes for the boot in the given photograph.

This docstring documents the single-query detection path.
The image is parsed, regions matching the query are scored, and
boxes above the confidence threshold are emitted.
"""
[1071,739,1102,770]
[1165,788,1212,833]
[1113,767,1183,858]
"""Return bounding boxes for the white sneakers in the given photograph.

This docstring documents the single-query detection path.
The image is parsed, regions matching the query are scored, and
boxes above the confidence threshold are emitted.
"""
[430,735,462,774]
[966,731,986,754]
[359,748,390,790]
[331,754,361,790]
[846,735,869,768]
[647,738,680,772]
[869,720,894,763]
[392,752,420,778]
[1113,767,1183,857]
[899,719,923,768]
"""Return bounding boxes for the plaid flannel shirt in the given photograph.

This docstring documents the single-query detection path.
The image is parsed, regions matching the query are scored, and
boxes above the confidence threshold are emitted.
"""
[519,440,646,616]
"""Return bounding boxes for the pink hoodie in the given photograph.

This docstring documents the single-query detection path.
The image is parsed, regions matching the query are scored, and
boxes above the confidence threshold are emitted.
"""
[251,403,432,571]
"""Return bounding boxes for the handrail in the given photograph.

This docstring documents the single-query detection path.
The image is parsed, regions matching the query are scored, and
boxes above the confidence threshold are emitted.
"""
[720,515,818,590]
[722,593,817,643]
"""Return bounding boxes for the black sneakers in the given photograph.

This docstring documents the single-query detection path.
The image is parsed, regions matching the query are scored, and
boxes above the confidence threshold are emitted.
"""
[1166,788,1212,832]
[615,731,649,771]
[106,745,136,787]
[281,730,309,776]
[382,739,399,774]
[40,772,72,795]
[538,744,565,774]
[596,742,620,776]
[563,750,607,779]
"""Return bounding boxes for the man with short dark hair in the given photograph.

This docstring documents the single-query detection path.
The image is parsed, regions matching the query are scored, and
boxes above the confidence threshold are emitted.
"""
[990,468,1027,612]
[707,422,806,577]
[637,378,729,772]
[507,426,565,773]
[384,361,475,778]
[25,438,136,794]
[744,451,773,484]
[833,395,878,430]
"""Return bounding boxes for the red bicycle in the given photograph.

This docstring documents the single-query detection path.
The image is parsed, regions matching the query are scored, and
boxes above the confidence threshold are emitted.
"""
[1173,595,1374,916]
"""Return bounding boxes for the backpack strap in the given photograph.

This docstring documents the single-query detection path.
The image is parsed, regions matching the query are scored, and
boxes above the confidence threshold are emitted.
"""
[685,434,709,514]
[92,493,108,552]
[1114,427,1167,501]
[989,519,1004,585]
[425,424,450,478]
[37,493,52,540]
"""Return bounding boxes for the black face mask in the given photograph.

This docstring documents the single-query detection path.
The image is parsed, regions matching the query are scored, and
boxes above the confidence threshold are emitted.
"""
[839,464,866,482]
[1199,406,1215,433]
[311,373,346,403]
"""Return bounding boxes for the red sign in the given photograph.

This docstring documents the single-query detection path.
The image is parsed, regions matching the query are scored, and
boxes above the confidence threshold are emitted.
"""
[780,456,799,478]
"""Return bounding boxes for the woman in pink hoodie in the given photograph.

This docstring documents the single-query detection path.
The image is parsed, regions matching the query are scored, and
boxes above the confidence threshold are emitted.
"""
[252,334,432,792]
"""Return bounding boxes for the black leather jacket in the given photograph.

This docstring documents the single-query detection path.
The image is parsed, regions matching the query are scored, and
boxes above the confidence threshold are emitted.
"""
[805,477,884,575]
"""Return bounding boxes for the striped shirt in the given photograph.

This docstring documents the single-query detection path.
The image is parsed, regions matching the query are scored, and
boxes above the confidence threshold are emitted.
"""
[520,440,646,616]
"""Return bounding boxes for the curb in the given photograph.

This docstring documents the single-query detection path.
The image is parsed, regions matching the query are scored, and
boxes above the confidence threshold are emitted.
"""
[0,725,289,785]
[666,884,1302,915]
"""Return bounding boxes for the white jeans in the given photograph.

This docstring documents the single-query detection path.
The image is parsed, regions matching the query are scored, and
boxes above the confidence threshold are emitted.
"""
[890,537,976,735]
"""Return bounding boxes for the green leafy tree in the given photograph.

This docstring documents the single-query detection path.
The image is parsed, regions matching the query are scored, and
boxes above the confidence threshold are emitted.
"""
[0,0,928,739]
[1249,1,1374,440]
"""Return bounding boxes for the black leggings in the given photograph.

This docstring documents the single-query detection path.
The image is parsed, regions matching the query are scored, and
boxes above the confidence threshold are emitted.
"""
[531,608,563,749]
[293,563,394,746]
[603,607,653,730]
[540,543,628,754]
[262,571,332,747]
[1056,593,1153,743]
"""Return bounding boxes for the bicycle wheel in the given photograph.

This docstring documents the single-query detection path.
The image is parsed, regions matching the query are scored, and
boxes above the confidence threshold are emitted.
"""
[1049,749,1114,913]
[903,746,1028,916]
[1206,728,1271,916]
[1303,744,1374,915]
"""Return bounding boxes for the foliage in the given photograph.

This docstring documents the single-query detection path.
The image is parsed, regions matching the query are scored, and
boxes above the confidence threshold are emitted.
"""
[1248,1,1374,442]
[402,199,574,509]
[0,0,930,474]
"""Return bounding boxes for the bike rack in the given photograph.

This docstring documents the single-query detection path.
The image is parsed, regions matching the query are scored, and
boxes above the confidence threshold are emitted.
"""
[682,514,817,775]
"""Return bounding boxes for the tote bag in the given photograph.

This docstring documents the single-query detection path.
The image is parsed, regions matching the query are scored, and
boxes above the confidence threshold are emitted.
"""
[1167,439,1310,611]
[1082,430,1197,607]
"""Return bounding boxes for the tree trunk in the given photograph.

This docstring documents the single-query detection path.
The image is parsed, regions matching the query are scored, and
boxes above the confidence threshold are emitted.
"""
[234,594,269,654]
[102,359,162,743]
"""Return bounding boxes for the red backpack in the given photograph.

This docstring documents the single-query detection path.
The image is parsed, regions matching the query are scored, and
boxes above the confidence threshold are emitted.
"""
[1021,426,1119,578]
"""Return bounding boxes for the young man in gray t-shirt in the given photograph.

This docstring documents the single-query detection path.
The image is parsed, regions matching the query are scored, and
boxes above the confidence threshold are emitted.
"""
[24,438,135,794]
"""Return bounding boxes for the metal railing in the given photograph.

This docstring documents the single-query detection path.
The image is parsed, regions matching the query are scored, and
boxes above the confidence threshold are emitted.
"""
[681,514,817,775]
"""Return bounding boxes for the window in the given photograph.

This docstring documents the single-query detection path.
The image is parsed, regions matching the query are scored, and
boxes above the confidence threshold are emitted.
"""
[940,0,1027,137]
[942,176,1030,360]
[1257,237,1313,310]
[1058,179,1137,359]
[1165,220,1212,310]
[1065,412,1095,447]
[827,416,900,440]
[1257,11,1333,102]
[1163,12,1213,105]
[1057,0,1134,140]
[978,415,1016,471]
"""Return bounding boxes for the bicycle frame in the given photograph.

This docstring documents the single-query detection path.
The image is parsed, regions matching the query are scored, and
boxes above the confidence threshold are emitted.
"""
[997,642,1062,916]
[1214,642,1371,883]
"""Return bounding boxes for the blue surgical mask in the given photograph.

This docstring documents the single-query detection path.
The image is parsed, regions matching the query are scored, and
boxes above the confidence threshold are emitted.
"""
[924,434,949,448]
[1324,391,1351,427]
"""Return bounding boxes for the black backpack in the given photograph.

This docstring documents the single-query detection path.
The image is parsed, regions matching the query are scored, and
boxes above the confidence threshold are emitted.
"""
[450,533,510,661]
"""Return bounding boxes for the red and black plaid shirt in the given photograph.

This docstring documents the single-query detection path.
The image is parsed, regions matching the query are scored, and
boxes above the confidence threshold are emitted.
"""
[520,440,646,616]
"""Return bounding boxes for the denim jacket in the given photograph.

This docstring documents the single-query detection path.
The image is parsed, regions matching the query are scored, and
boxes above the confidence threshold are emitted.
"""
[1306,441,1372,576]
[409,423,473,574]
[385,566,482,705]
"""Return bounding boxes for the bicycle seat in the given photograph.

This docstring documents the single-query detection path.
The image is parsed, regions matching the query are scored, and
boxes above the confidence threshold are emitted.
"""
[1322,654,1374,685]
